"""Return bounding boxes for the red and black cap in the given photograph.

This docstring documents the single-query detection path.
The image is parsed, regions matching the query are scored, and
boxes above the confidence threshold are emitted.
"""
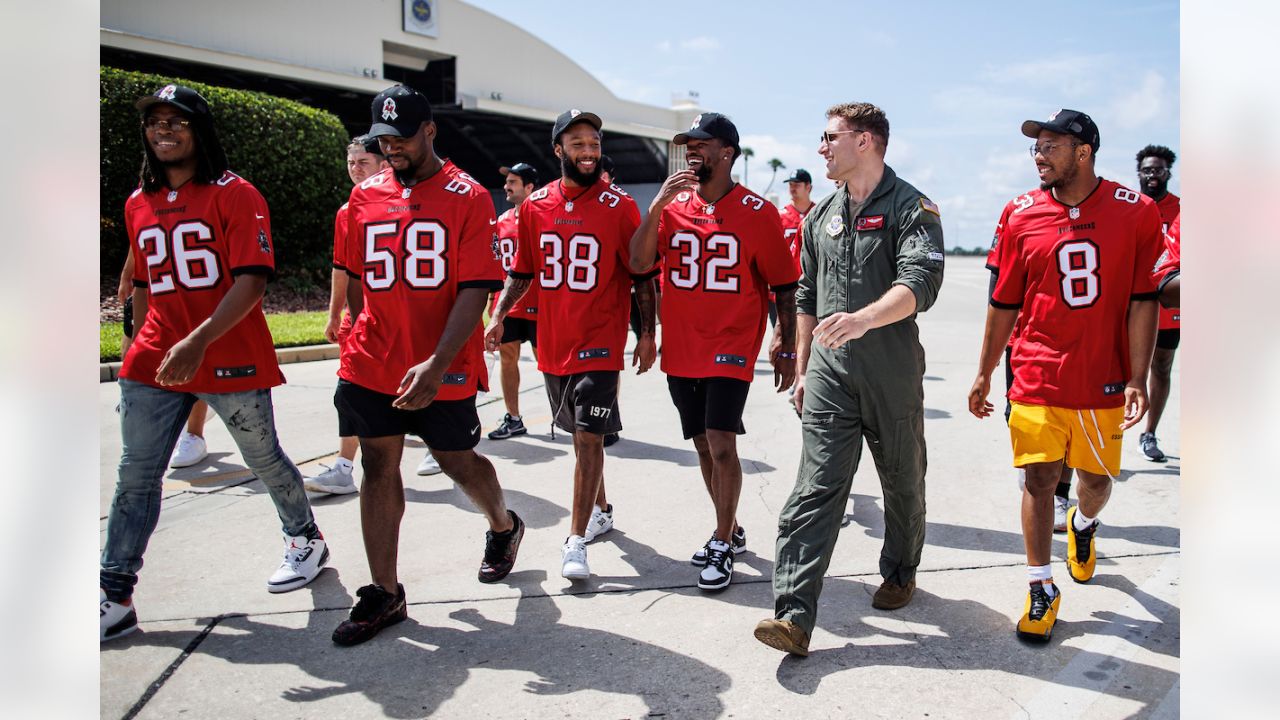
[551,109,603,145]
[1021,109,1100,151]
[135,84,213,122]
[369,84,433,138]
[674,112,740,153]
[500,162,539,185]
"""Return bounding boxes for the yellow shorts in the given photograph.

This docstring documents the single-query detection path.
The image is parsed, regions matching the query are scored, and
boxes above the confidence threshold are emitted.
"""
[1008,402,1125,478]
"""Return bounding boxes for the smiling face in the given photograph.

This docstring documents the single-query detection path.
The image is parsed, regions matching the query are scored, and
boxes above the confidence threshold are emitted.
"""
[818,116,867,184]
[555,123,602,186]
[683,137,731,183]
[1032,129,1086,191]
[504,172,534,205]
[144,105,196,167]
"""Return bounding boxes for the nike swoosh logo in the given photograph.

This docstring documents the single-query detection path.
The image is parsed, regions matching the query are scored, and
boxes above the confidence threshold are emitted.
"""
[256,214,265,219]
[471,424,481,435]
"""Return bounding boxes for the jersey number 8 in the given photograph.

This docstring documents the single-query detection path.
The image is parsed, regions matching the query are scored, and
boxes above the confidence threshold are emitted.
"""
[363,220,448,291]
[539,233,600,291]
[1056,239,1100,308]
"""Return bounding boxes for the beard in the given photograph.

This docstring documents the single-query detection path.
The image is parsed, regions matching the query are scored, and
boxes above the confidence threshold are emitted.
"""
[1039,162,1078,191]
[693,161,713,183]
[561,154,601,187]
[1141,180,1168,197]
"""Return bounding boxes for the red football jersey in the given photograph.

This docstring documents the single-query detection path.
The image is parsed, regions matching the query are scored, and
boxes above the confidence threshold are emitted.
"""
[1154,192,1181,330]
[332,202,354,340]
[120,172,284,394]
[779,202,813,273]
[656,185,800,381]
[1155,212,1181,282]
[510,178,649,375]
[491,206,538,320]
[990,179,1164,409]
[338,162,502,398]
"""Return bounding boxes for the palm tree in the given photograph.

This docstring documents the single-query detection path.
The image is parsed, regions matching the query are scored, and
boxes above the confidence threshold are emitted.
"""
[763,158,786,195]
[741,147,755,187]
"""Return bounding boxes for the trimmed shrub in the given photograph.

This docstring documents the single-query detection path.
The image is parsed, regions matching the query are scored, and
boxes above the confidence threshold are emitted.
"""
[100,67,350,288]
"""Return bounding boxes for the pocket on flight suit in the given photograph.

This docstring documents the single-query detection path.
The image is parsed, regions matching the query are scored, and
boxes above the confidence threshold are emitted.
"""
[853,233,883,267]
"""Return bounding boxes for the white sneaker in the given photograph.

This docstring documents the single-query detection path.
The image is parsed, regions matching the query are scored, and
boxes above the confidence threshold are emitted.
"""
[100,589,138,642]
[304,462,358,494]
[416,451,442,476]
[582,503,614,543]
[267,534,329,593]
[1053,496,1069,533]
[169,431,208,468]
[698,539,734,591]
[561,535,590,580]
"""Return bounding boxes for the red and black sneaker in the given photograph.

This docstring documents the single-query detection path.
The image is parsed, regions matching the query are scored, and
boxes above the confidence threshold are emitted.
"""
[332,583,407,646]
[478,510,525,584]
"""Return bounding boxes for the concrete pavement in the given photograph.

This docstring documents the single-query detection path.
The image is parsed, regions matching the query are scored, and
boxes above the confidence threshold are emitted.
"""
[99,256,1180,719]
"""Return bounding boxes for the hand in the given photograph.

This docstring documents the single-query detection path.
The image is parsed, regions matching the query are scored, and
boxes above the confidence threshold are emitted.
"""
[633,333,656,374]
[483,318,504,352]
[650,169,699,212]
[1119,381,1149,430]
[393,359,444,410]
[155,334,208,386]
[116,277,133,306]
[323,315,342,344]
[967,374,994,419]
[769,334,796,392]
[792,375,806,416]
[813,312,870,349]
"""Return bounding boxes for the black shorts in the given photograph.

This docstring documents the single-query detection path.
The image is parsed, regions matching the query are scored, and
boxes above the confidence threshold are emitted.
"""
[500,316,538,346]
[1156,328,1180,350]
[334,379,481,451]
[667,376,749,439]
[544,371,621,435]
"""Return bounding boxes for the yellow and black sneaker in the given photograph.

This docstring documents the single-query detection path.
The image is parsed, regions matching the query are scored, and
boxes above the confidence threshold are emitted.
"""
[1066,506,1098,583]
[1016,582,1061,641]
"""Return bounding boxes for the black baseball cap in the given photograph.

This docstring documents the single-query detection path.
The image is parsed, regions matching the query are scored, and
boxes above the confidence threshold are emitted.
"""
[368,84,433,139]
[551,109,603,145]
[674,112,740,153]
[350,134,383,156]
[500,162,539,185]
[783,168,812,184]
[1021,109,1100,151]
[135,84,213,122]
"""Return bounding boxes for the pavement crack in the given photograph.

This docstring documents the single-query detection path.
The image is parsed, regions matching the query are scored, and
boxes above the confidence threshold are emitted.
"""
[121,613,230,720]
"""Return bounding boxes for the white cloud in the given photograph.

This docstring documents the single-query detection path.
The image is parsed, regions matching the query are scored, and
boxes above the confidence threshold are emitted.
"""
[980,54,1112,97]
[680,36,721,51]
[1108,70,1169,130]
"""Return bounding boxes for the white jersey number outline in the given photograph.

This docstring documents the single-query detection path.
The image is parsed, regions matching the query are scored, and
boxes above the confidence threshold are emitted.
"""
[1056,239,1100,308]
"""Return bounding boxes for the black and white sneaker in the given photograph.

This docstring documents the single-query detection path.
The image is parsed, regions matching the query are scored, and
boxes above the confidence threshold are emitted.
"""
[100,589,137,642]
[267,533,329,593]
[691,526,746,566]
[1139,432,1166,462]
[488,414,528,440]
[698,540,734,591]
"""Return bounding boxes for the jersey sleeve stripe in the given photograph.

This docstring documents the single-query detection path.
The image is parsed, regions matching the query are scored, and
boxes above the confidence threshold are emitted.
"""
[630,268,661,282]
[132,279,148,288]
[231,265,274,278]
[769,280,800,293]
[1130,290,1159,301]
[508,270,535,280]
[458,279,504,291]
[990,298,1022,310]
[332,262,348,271]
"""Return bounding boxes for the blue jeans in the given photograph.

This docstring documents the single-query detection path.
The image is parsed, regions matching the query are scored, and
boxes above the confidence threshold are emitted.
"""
[101,379,316,601]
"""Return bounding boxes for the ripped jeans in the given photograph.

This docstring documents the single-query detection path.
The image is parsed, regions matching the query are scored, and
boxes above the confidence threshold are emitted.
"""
[101,378,316,601]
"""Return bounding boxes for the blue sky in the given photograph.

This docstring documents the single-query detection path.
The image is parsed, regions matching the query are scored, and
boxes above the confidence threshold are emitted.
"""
[465,0,1180,248]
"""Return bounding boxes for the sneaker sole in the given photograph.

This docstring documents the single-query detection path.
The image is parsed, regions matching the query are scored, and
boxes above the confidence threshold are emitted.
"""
[583,525,613,543]
[416,466,444,476]
[267,547,330,593]
[169,453,209,469]
[753,626,809,657]
[478,521,525,584]
[304,481,358,494]
[488,428,528,440]
[333,606,408,647]
[561,565,590,580]
[101,612,139,642]
[698,575,732,592]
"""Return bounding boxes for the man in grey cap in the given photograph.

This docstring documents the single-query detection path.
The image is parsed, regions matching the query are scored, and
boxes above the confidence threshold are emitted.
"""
[487,162,541,441]
[755,101,945,657]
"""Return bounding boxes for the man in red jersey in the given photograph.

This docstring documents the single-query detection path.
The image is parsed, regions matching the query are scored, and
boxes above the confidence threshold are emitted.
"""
[1134,144,1180,462]
[101,85,330,643]
[305,135,391,495]
[485,109,658,581]
[968,109,1162,642]
[331,85,523,646]
[1156,213,1180,309]
[486,162,541,441]
[630,112,799,591]
[771,168,814,328]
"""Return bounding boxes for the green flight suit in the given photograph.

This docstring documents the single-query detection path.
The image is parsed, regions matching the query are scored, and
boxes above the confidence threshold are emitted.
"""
[773,165,945,636]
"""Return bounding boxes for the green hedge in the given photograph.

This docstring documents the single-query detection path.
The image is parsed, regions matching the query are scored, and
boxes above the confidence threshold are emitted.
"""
[100,67,350,288]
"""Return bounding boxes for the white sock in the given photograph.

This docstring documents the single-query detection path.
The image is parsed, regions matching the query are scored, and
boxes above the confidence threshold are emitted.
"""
[1073,508,1097,531]
[334,457,354,472]
[1028,564,1056,597]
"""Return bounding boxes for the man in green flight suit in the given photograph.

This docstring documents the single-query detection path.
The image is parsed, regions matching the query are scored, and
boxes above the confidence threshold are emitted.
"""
[754,102,946,657]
